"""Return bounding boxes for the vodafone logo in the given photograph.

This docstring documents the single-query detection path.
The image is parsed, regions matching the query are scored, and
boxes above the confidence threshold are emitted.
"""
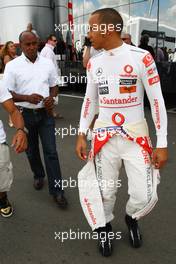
[146,54,152,61]
[112,112,125,126]
[143,53,154,67]
[124,65,133,74]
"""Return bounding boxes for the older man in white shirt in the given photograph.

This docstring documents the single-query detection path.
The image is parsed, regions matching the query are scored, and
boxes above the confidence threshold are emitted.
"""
[40,34,59,71]
[40,34,63,118]
[173,48,176,62]
[3,31,67,209]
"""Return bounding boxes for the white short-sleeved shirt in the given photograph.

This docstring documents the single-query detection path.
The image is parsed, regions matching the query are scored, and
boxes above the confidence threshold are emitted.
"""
[3,53,58,109]
[0,80,12,143]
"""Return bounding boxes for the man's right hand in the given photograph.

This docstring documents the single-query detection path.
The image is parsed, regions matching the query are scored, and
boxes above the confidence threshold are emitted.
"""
[27,94,43,104]
[11,130,28,153]
[76,134,87,161]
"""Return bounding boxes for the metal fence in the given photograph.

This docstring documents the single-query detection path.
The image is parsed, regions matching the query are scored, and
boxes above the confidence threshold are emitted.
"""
[157,62,176,94]
[58,60,176,95]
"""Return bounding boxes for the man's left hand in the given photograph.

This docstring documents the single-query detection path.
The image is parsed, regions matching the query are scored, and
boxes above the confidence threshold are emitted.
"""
[152,148,168,169]
[43,96,54,112]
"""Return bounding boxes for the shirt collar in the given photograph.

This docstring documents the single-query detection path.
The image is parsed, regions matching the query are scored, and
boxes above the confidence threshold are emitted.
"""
[21,52,40,63]
[104,42,126,56]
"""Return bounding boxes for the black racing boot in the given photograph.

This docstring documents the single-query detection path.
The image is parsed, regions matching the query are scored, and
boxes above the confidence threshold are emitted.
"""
[96,222,113,257]
[125,214,142,248]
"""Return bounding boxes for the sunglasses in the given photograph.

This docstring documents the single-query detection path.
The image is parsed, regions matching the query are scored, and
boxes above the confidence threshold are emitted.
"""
[52,39,57,42]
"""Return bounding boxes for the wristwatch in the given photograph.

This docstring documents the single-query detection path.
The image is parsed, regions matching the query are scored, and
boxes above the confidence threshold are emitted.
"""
[17,127,29,134]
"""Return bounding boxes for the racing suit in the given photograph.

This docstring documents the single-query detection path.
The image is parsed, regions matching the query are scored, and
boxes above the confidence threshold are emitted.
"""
[79,43,167,223]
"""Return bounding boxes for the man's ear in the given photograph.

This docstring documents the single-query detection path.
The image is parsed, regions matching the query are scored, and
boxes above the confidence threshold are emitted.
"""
[105,30,113,37]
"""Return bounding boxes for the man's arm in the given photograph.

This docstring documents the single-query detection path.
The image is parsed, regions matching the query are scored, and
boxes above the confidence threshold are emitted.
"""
[50,86,58,98]
[2,99,27,153]
[11,91,43,104]
[141,52,168,169]
[43,60,60,113]
[76,59,98,160]
[43,85,58,112]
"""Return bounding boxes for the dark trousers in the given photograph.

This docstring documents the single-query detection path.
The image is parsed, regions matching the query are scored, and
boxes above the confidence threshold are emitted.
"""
[22,108,63,195]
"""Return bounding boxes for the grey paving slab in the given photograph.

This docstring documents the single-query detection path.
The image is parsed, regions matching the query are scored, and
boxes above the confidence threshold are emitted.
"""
[0,94,175,264]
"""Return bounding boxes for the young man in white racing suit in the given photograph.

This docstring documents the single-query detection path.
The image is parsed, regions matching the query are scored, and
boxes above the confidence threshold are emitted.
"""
[76,8,168,257]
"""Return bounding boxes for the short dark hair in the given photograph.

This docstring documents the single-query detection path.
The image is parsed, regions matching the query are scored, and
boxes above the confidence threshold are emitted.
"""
[92,8,123,33]
[19,31,37,42]
[46,34,56,42]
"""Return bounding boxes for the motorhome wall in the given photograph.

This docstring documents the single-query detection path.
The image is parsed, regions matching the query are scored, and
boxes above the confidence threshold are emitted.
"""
[0,0,67,43]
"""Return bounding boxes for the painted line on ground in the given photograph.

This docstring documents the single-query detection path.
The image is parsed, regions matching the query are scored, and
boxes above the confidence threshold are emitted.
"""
[59,94,84,99]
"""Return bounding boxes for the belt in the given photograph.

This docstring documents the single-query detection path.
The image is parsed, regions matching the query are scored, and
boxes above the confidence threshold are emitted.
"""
[18,107,45,113]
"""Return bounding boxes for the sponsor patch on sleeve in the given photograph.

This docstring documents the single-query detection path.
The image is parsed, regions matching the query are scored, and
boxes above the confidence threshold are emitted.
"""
[142,53,154,68]
[147,67,156,76]
[83,98,91,118]
[148,75,160,86]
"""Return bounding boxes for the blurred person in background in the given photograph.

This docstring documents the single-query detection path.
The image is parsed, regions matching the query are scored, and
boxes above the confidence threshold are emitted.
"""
[27,22,39,38]
[161,47,168,61]
[0,41,18,127]
[168,48,174,62]
[40,34,63,119]
[155,47,165,62]
[139,34,155,59]
[0,41,17,72]
[121,32,135,46]
[82,36,103,68]
[173,48,176,62]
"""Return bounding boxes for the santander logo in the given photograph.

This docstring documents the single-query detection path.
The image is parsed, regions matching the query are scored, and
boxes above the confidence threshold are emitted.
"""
[84,198,97,225]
